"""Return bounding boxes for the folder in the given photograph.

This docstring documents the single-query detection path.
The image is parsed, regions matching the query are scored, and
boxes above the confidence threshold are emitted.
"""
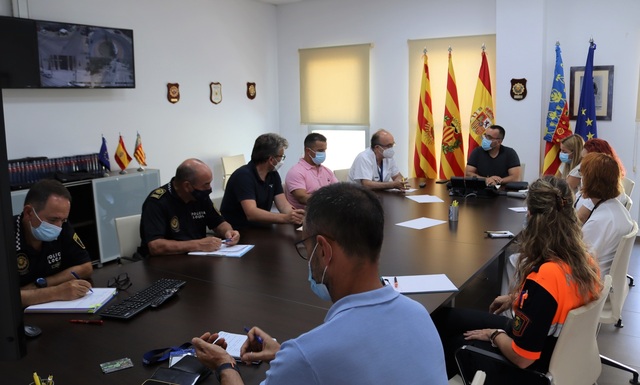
[25,287,117,313]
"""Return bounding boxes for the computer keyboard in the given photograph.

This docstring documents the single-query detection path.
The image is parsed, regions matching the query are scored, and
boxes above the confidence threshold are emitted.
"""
[99,278,186,320]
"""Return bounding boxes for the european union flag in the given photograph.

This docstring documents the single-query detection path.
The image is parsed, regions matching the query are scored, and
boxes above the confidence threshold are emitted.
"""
[99,136,111,171]
[575,42,598,141]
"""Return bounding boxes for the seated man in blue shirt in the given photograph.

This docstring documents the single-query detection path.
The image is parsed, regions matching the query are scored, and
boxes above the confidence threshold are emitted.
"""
[16,179,93,307]
[466,124,521,186]
[220,133,304,229]
[192,183,448,385]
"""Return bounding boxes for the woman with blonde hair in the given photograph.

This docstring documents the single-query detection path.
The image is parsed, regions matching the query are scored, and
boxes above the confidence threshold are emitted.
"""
[434,176,601,383]
[560,134,584,192]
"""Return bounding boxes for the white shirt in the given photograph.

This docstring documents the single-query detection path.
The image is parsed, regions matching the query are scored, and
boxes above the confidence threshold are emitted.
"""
[348,148,399,184]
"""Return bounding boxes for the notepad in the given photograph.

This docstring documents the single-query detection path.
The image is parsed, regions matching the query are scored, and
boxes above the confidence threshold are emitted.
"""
[215,331,247,360]
[188,244,255,258]
[25,287,117,313]
[381,274,458,294]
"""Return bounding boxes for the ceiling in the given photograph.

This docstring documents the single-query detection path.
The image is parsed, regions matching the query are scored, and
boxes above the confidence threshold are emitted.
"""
[254,0,307,5]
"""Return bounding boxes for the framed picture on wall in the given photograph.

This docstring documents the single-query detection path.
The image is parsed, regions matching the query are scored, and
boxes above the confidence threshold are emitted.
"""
[569,65,614,121]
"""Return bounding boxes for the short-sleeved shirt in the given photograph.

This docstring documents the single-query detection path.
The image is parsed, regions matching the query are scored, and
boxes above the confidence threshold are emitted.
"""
[467,145,520,178]
[139,178,226,256]
[285,159,338,209]
[15,213,91,287]
[220,161,284,229]
[510,261,589,372]
[348,148,399,183]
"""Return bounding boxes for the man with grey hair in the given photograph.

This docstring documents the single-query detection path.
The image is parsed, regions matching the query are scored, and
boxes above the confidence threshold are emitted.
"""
[221,133,305,228]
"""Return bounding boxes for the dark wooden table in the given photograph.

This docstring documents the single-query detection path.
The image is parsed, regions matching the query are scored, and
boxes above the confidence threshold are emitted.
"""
[0,180,527,384]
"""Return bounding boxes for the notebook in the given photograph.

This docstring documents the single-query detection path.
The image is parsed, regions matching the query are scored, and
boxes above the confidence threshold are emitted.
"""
[187,244,254,258]
[25,287,117,313]
[381,274,458,294]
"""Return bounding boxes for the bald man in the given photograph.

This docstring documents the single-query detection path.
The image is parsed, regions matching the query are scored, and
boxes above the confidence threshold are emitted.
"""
[139,158,240,257]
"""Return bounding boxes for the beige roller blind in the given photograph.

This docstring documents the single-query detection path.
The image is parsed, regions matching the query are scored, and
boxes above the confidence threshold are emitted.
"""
[300,44,370,125]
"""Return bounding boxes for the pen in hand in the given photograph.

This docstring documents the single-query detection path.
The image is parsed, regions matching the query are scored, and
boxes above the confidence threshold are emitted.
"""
[244,326,264,344]
[71,271,93,293]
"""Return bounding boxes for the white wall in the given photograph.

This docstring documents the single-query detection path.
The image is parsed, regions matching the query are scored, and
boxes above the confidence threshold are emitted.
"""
[1,0,279,201]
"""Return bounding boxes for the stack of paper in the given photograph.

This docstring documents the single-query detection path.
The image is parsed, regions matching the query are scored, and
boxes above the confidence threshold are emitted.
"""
[25,287,117,313]
[188,244,254,258]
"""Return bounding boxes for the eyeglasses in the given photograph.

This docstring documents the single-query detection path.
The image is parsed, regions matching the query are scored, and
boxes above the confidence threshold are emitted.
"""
[294,234,317,260]
[273,154,286,161]
[377,143,395,149]
[483,134,501,141]
[107,272,132,290]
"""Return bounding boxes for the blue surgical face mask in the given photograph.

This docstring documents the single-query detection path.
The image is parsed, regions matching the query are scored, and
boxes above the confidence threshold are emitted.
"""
[309,149,326,165]
[307,243,331,301]
[31,209,62,242]
[559,152,571,163]
[481,136,493,151]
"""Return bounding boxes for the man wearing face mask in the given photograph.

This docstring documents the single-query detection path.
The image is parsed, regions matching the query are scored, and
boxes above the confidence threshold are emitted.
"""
[348,129,408,190]
[139,158,240,257]
[284,133,338,209]
[221,133,305,229]
[192,183,448,384]
[16,179,93,307]
[466,124,521,186]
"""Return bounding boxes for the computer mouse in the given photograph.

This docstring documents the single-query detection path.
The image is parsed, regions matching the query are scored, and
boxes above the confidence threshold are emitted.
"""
[419,181,426,188]
[24,325,42,338]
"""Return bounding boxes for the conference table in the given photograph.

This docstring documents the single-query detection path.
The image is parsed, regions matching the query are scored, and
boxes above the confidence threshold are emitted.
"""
[0,180,527,385]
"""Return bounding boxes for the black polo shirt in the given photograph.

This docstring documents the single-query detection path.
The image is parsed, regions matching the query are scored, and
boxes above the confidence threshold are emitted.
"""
[467,145,520,178]
[139,178,226,256]
[15,213,91,287]
[220,161,284,229]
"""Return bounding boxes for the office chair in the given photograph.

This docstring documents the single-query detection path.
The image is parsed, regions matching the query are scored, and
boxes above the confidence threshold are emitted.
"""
[448,370,486,385]
[622,176,635,196]
[454,275,612,385]
[333,168,350,182]
[115,214,143,261]
[221,154,246,190]
[599,221,640,384]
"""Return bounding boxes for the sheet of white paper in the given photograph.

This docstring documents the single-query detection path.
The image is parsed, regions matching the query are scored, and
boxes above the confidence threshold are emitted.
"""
[188,244,254,257]
[386,188,418,193]
[508,207,527,212]
[24,288,117,313]
[381,274,458,294]
[405,195,445,203]
[396,217,446,230]
[216,331,247,359]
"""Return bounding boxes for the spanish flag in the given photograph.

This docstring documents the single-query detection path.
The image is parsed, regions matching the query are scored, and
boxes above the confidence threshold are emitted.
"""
[439,50,465,180]
[412,52,437,179]
[134,132,147,167]
[115,134,132,171]
[469,48,494,158]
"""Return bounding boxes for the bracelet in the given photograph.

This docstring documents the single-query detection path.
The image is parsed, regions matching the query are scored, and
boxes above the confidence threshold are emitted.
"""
[490,329,506,348]
[215,361,240,382]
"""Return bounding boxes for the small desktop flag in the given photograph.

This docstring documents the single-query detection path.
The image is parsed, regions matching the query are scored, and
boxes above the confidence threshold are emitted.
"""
[468,47,494,157]
[98,136,111,171]
[542,43,572,176]
[412,51,437,179]
[115,134,132,171]
[439,49,465,180]
[134,132,147,167]
[575,41,598,141]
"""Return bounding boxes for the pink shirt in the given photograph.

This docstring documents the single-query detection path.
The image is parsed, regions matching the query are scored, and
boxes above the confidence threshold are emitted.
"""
[285,158,338,209]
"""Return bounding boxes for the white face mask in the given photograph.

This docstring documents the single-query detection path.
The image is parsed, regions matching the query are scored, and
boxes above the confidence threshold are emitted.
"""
[382,148,395,159]
[271,157,285,171]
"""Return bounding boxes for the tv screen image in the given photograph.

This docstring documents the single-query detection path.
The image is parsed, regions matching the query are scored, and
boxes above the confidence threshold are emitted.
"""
[36,21,135,88]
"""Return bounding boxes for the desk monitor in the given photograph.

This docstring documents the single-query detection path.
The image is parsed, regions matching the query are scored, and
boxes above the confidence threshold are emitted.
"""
[449,176,496,198]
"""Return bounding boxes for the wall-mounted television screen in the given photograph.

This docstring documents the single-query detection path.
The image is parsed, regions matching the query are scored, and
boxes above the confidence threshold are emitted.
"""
[0,16,135,89]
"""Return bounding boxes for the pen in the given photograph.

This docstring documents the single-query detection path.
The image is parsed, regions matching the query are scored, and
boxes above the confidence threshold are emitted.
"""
[222,238,232,244]
[71,271,93,293]
[69,319,104,325]
[394,276,398,289]
[244,327,264,344]
[47,375,53,385]
[33,372,41,385]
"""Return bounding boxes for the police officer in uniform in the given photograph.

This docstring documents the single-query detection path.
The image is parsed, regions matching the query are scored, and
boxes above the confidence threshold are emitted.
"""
[140,158,240,257]
[17,179,93,307]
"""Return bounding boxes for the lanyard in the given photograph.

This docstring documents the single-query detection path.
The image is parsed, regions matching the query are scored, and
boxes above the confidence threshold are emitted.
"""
[378,162,383,181]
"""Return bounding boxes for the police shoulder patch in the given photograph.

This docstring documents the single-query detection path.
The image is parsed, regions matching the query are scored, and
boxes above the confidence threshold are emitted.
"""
[73,233,86,249]
[512,310,530,337]
[17,253,29,274]
[150,188,166,199]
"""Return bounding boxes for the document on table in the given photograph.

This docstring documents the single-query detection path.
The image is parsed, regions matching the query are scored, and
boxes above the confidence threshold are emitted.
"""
[24,287,117,313]
[508,207,527,212]
[396,217,446,229]
[188,244,254,258]
[381,274,458,294]
[216,331,247,359]
[387,188,418,193]
[405,195,444,203]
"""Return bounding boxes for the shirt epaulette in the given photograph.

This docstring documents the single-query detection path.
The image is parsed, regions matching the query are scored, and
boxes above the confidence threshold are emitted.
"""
[150,188,166,199]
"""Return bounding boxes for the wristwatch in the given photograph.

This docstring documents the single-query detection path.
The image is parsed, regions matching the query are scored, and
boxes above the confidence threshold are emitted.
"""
[490,329,506,348]
[215,361,240,382]
[35,277,48,288]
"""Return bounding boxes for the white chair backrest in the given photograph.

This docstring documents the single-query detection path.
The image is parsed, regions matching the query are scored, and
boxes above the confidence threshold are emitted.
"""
[222,154,246,190]
[114,214,141,259]
[622,177,635,196]
[548,275,612,385]
[333,169,350,182]
[448,371,485,385]
[624,195,633,212]
[601,220,638,325]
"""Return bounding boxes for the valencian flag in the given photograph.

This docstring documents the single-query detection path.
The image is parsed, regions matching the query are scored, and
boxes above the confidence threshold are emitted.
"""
[98,135,111,171]
[575,41,598,141]
[542,43,572,176]
[412,51,437,179]
[134,132,147,167]
[439,49,465,179]
[468,47,494,158]
[115,134,132,171]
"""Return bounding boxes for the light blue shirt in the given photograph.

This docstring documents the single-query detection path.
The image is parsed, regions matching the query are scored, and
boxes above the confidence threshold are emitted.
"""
[262,285,448,385]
